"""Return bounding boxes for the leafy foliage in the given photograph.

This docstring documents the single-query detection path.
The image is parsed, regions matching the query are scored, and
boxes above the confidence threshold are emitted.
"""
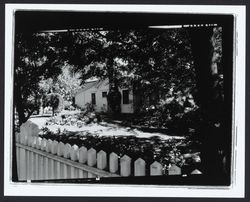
[14,32,63,124]
[40,127,201,174]
[39,65,82,102]
[15,27,223,132]
[45,111,101,127]
[61,29,196,115]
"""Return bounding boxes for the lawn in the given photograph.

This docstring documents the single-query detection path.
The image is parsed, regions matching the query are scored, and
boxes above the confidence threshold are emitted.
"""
[30,110,202,175]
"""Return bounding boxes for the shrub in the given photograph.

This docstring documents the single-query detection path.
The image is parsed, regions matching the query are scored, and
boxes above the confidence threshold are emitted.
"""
[64,100,72,110]
[39,127,202,174]
[85,102,95,112]
[135,94,199,133]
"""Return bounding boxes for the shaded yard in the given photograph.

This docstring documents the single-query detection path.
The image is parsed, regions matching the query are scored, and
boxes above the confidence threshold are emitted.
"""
[29,110,202,175]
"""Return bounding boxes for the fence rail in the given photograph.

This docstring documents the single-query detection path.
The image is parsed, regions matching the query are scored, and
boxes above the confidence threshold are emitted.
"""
[15,132,202,181]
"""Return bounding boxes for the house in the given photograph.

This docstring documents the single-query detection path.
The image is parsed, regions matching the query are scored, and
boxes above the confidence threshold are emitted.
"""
[74,79,134,113]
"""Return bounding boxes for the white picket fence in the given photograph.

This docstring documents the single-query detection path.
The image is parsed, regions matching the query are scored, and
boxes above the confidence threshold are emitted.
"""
[15,133,202,181]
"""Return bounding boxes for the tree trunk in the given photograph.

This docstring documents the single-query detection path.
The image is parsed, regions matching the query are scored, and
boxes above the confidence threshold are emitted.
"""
[189,27,227,177]
[15,89,26,126]
[106,59,121,116]
[12,114,18,182]
[12,84,24,181]
[107,81,121,116]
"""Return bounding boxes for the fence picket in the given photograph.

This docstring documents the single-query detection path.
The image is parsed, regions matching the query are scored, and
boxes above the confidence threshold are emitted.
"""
[45,139,50,153]
[19,134,23,144]
[87,148,96,167]
[79,169,88,178]
[97,150,107,170]
[63,164,68,179]
[48,159,55,179]
[87,173,96,178]
[41,138,47,151]
[36,137,42,150]
[57,142,65,156]
[79,146,87,164]
[109,152,118,173]
[48,139,53,153]
[29,150,33,180]
[44,157,49,179]
[56,161,61,179]
[51,140,59,154]
[27,136,33,147]
[35,153,39,180]
[78,169,83,178]
[168,164,181,175]
[29,151,33,180]
[70,167,79,178]
[24,134,29,145]
[15,133,20,143]
[17,137,192,180]
[31,136,37,148]
[26,150,31,180]
[32,152,36,180]
[39,155,45,180]
[150,161,163,176]
[63,143,71,159]
[70,144,79,161]
[16,145,20,179]
[19,147,26,180]
[20,134,24,145]
[70,167,75,178]
[59,162,64,179]
[134,158,146,176]
[191,169,202,175]
[120,155,131,176]
[21,134,28,145]
[30,151,35,180]
[37,154,42,180]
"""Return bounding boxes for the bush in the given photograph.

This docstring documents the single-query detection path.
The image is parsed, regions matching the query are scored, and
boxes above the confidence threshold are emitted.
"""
[39,127,202,174]
[135,94,199,133]
[85,102,95,112]
[64,100,72,110]
[45,111,101,127]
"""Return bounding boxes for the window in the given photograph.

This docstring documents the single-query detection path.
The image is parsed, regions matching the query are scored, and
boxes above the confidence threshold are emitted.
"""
[102,91,107,98]
[122,90,129,104]
[91,93,96,105]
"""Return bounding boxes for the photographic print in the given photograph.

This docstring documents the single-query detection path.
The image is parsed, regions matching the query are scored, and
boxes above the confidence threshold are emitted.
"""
[4,4,245,197]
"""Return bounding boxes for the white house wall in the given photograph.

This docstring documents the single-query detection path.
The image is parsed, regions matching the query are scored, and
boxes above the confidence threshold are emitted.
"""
[93,87,109,112]
[75,91,86,109]
[75,80,134,113]
[83,88,94,108]
[75,80,109,112]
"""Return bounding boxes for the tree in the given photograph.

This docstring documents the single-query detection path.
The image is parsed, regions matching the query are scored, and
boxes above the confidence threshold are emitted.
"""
[14,32,63,125]
[13,32,65,181]
[189,26,226,176]
[121,29,196,113]
[62,29,196,115]
[39,65,81,109]
[61,30,131,113]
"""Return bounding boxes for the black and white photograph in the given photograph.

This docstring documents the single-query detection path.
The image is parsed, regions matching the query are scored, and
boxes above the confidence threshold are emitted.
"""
[4,4,245,197]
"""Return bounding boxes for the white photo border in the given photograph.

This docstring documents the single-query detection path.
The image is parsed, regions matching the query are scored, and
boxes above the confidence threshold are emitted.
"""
[4,4,246,197]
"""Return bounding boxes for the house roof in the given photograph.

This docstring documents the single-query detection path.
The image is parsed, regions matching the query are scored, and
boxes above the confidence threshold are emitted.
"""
[75,79,108,96]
